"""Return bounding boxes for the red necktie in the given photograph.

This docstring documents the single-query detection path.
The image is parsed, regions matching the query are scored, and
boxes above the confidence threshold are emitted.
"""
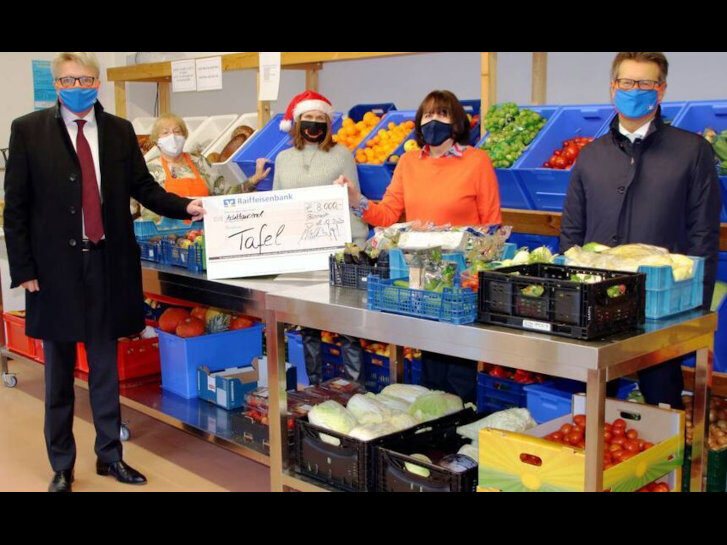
[75,120,104,243]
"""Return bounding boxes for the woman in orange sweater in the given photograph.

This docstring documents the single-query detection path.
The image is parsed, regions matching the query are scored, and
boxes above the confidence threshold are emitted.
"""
[336,90,502,403]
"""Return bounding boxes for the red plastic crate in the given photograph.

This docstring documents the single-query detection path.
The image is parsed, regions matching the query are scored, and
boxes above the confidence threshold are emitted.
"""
[76,336,160,381]
[33,339,45,364]
[3,312,37,359]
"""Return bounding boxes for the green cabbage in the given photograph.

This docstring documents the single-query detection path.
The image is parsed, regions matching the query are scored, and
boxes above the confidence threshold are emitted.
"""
[582,242,610,253]
[347,394,392,425]
[371,393,411,413]
[404,454,432,478]
[348,422,396,441]
[381,384,431,404]
[409,392,463,422]
[528,246,553,264]
[307,400,358,440]
[388,413,420,432]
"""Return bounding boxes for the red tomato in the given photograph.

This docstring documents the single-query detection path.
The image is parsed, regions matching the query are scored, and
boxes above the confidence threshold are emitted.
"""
[611,450,624,463]
[612,418,626,429]
[552,156,567,169]
[603,452,612,464]
[624,440,640,453]
[626,429,639,440]
[563,146,579,161]
[653,483,669,492]
[573,414,586,428]
[611,427,625,438]
[543,161,551,168]
[575,440,586,449]
[642,441,654,450]
[571,424,584,435]
[567,430,584,445]
[604,462,614,470]
[604,431,613,444]
[604,423,613,433]
[620,451,636,462]
[560,423,573,435]
[611,436,627,447]
[553,149,562,156]
[637,439,646,451]
[551,431,564,442]
[608,443,623,453]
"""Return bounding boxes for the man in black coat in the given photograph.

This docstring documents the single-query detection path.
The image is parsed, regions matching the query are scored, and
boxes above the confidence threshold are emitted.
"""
[561,52,722,409]
[3,52,205,492]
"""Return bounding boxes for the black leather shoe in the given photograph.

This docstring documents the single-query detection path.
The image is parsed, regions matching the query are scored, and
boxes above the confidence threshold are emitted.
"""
[96,460,147,485]
[48,469,74,492]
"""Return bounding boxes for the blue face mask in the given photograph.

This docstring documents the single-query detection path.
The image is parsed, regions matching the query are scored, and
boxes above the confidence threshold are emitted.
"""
[613,89,658,119]
[58,87,98,114]
[421,119,452,146]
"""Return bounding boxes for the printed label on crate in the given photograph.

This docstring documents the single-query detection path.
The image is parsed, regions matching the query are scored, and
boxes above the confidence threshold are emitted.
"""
[203,185,352,279]
[522,319,552,333]
[207,376,215,392]
[216,388,227,408]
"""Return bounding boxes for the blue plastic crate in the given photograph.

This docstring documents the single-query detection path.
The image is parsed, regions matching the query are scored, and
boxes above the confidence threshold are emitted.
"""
[476,105,561,210]
[715,290,727,373]
[137,238,163,263]
[286,330,308,387]
[364,355,391,394]
[517,104,615,212]
[353,110,417,200]
[388,243,517,279]
[161,239,206,273]
[523,377,638,424]
[322,342,343,366]
[555,254,705,320]
[508,233,560,254]
[367,275,477,325]
[157,322,264,399]
[232,113,343,192]
[348,103,397,122]
[476,372,530,413]
[672,100,727,221]
[719,252,727,283]
[460,99,483,146]
[403,358,422,385]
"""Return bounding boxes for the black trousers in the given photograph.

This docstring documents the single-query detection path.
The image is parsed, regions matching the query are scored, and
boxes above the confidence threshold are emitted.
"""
[607,356,685,409]
[420,351,477,404]
[301,328,364,385]
[43,247,122,472]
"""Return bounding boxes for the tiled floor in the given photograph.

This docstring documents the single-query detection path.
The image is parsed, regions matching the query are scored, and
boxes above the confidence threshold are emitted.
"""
[0,357,270,492]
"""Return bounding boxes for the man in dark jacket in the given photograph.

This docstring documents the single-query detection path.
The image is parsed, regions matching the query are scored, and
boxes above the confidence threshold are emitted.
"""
[561,52,722,409]
[3,52,205,492]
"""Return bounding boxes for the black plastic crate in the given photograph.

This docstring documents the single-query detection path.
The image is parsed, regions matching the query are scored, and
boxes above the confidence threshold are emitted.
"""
[477,263,646,340]
[293,408,476,492]
[231,411,298,456]
[329,252,390,290]
[377,417,478,492]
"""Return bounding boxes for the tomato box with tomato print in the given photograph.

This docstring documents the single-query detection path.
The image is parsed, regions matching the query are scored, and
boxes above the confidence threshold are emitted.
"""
[478,394,684,492]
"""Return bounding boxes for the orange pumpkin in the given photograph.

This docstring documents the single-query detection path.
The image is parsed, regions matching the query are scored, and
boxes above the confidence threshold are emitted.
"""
[190,306,208,321]
[176,316,205,338]
[230,316,255,330]
[159,307,190,333]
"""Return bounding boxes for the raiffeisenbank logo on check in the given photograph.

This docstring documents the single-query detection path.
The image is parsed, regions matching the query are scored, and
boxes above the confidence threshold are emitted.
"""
[223,198,236,208]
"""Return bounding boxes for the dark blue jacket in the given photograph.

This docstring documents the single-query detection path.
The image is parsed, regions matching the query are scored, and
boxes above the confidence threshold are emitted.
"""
[560,110,722,307]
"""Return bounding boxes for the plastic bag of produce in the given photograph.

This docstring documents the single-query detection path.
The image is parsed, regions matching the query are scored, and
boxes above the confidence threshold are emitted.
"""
[347,393,392,425]
[348,421,397,442]
[381,384,430,404]
[457,408,537,444]
[307,400,358,446]
[409,392,464,422]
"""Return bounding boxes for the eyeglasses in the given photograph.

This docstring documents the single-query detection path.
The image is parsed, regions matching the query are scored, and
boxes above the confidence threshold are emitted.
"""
[56,76,97,88]
[614,78,663,91]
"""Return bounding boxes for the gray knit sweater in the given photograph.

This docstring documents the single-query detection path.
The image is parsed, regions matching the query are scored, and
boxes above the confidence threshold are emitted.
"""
[273,143,369,244]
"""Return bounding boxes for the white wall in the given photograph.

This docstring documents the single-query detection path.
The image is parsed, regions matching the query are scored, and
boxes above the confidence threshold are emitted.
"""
[118,51,727,122]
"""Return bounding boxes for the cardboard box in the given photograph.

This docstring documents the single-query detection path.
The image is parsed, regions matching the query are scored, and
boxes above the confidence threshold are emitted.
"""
[197,361,259,410]
[478,394,684,492]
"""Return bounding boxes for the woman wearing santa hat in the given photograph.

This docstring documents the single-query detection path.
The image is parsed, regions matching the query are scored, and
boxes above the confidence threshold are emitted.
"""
[274,90,368,386]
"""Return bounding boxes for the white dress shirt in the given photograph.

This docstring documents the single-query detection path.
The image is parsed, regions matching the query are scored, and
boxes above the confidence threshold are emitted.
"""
[60,105,104,240]
[618,119,652,143]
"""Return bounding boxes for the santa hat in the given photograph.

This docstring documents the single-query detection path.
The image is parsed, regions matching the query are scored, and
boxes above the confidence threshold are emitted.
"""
[279,90,335,132]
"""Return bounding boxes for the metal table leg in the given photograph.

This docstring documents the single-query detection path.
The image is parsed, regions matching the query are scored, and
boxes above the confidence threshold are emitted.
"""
[584,368,606,492]
[2,348,17,388]
[388,344,404,384]
[691,345,712,492]
[267,310,286,493]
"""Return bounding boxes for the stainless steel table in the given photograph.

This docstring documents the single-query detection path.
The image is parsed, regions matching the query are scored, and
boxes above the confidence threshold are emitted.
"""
[265,282,717,492]
[1,262,330,466]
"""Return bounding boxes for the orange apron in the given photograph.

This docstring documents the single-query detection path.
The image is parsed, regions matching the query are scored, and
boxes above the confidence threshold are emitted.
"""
[161,154,210,198]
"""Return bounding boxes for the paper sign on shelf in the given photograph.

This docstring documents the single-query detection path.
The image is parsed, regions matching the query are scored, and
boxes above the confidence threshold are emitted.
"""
[171,59,196,93]
[202,185,351,279]
[258,52,281,101]
[195,56,223,91]
[32,60,56,111]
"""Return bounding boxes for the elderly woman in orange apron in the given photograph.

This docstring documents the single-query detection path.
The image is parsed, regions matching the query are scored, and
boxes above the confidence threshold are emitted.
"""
[134,113,269,220]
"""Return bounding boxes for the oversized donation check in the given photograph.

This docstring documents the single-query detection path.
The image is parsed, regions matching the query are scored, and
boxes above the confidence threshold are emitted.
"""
[203,185,351,279]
